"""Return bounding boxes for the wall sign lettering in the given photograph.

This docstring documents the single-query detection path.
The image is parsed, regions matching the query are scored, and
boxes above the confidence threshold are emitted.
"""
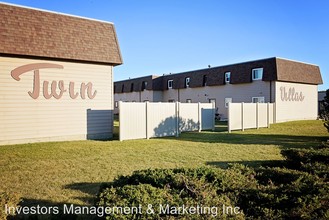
[280,86,304,102]
[11,63,97,100]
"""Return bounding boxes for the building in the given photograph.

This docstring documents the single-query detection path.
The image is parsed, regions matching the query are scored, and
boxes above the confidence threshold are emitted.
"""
[0,3,122,145]
[114,57,322,122]
[318,90,327,114]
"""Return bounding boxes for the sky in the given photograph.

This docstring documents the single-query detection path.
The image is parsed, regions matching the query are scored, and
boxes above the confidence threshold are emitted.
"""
[2,0,329,91]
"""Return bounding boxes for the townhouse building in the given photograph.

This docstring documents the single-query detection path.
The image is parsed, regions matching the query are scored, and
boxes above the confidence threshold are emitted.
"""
[115,57,322,122]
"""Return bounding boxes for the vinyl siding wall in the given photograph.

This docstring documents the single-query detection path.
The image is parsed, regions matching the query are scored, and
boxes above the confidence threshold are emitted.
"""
[274,81,318,122]
[0,56,113,145]
[163,81,271,118]
[114,90,163,114]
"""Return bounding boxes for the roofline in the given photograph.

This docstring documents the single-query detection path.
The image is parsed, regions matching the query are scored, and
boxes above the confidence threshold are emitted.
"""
[0,53,120,66]
[160,57,320,77]
[0,2,114,25]
[161,57,277,77]
[111,25,124,65]
[275,57,319,67]
[115,75,159,83]
[114,57,321,83]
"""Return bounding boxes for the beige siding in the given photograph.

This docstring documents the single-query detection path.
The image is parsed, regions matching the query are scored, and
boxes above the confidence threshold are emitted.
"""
[162,89,179,102]
[171,81,271,118]
[114,90,155,114]
[115,81,271,118]
[153,91,163,102]
[275,81,318,122]
[0,57,113,145]
[114,90,163,114]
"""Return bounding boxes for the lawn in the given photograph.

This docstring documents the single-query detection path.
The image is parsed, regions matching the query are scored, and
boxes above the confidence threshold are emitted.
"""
[0,120,327,210]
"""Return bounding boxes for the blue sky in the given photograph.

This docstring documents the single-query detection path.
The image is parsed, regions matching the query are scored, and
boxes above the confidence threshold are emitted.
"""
[2,0,329,91]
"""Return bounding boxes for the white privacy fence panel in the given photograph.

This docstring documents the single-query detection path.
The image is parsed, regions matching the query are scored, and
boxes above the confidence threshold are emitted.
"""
[243,103,257,129]
[200,103,216,130]
[228,102,275,132]
[229,103,242,131]
[179,103,199,132]
[119,102,215,141]
[147,102,177,138]
[119,102,147,140]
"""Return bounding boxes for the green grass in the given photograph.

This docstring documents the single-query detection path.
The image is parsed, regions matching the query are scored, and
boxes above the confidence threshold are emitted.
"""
[0,120,327,209]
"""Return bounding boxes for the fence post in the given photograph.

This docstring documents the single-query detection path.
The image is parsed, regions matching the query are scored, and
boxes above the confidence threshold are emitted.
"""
[212,101,215,131]
[228,102,231,133]
[256,102,259,129]
[241,102,244,131]
[273,102,276,123]
[176,102,180,137]
[146,101,150,139]
[267,102,270,128]
[119,101,123,141]
[198,102,201,132]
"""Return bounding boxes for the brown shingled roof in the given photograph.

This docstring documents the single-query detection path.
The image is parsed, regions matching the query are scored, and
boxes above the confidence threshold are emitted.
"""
[0,3,122,65]
[275,58,322,85]
[114,75,157,93]
[114,57,322,93]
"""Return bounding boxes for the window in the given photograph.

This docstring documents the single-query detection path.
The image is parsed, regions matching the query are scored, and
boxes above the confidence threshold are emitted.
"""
[202,75,207,86]
[252,97,265,103]
[167,80,173,89]
[252,68,263,80]
[225,98,232,108]
[141,81,147,91]
[130,83,134,92]
[121,84,124,93]
[168,99,175,102]
[185,77,190,88]
[186,99,192,103]
[209,98,216,106]
[114,101,118,108]
[225,72,231,83]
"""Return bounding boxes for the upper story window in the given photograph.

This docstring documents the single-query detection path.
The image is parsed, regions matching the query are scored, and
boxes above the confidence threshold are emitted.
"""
[252,68,263,80]
[202,75,207,86]
[141,81,148,91]
[167,80,173,89]
[185,77,190,88]
[130,83,134,92]
[225,72,231,83]
[121,84,124,93]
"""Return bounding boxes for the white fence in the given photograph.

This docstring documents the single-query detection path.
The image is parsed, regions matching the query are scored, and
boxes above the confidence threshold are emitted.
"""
[228,102,275,132]
[119,102,215,141]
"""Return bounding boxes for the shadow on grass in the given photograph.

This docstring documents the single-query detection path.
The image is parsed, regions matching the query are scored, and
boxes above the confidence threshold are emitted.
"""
[114,120,326,149]
[175,132,327,149]
[206,160,286,169]
[64,182,101,205]
[158,121,327,149]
